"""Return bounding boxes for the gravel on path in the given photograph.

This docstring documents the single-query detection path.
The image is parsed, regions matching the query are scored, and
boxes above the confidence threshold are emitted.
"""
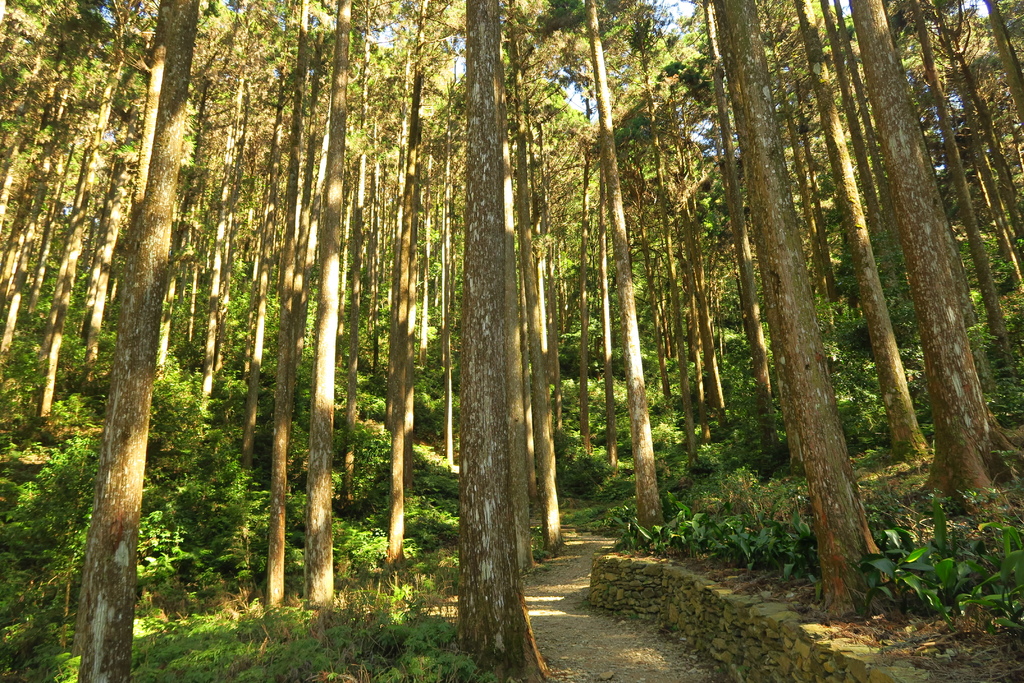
[523,531,730,683]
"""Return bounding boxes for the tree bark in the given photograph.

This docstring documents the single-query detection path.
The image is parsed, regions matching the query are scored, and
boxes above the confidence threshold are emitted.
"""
[509,27,561,553]
[73,0,199,678]
[305,0,351,608]
[458,0,546,671]
[241,88,284,469]
[795,0,928,458]
[387,70,424,564]
[716,0,876,612]
[597,166,617,471]
[579,146,592,455]
[586,0,662,528]
[908,0,1015,368]
[705,3,775,451]
[850,0,1002,497]
[268,0,311,606]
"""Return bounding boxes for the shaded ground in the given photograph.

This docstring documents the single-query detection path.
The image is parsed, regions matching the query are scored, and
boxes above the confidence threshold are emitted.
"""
[523,531,730,683]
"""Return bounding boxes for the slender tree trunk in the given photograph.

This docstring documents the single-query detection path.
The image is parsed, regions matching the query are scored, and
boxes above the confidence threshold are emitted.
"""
[201,79,245,397]
[387,69,424,564]
[587,0,661,528]
[305,0,351,608]
[579,148,592,455]
[983,0,1024,127]
[27,145,74,315]
[82,157,130,371]
[73,1,199,678]
[716,0,876,612]
[268,0,311,607]
[442,109,455,468]
[39,68,120,417]
[908,0,1015,368]
[850,0,1003,497]
[241,89,284,469]
[509,28,560,553]
[597,167,617,471]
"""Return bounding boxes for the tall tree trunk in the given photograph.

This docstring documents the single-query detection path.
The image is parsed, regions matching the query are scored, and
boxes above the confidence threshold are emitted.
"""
[27,145,75,315]
[459,0,547,674]
[850,0,1003,497]
[241,88,284,469]
[442,115,454,468]
[73,1,199,677]
[983,0,1024,127]
[305,0,351,608]
[201,79,245,397]
[268,0,311,607]
[387,70,424,564]
[82,157,130,371]
[705,4,775,450]
[587,0,662,528]
[795,0,928,457]
[509,28,560,553]
[716,0,876,612]
[597,166,617,471]
[908,0,1015,368]
[39,67,120,417]
[579,148,592,455]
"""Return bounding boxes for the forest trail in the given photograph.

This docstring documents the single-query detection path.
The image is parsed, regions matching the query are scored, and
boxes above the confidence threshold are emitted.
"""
[523,531,729,683]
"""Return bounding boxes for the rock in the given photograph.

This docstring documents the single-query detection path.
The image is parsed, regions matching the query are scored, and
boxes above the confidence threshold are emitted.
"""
[598,672,614,680]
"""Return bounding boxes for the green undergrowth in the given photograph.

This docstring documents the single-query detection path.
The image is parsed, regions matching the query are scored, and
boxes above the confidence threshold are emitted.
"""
[51,595,490,683]
[614,453,1024,637]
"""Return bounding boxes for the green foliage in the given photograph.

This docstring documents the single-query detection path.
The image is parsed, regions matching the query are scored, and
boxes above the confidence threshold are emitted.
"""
[50,602,491,683]
[860,500,1024,635]
[616,492,819,580]
[0,437,98,675]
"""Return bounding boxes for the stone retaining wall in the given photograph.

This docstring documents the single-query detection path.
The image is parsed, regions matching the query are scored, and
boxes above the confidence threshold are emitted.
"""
[588,554,928,683]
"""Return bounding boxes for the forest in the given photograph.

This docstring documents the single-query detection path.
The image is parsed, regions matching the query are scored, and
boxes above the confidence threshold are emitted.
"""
[1,0,1024,679]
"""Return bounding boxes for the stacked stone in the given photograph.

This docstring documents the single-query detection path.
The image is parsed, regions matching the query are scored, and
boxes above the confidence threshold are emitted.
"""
[588,554,929,683]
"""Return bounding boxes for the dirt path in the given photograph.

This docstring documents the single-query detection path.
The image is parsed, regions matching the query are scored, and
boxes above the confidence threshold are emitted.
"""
[523,531,729,683]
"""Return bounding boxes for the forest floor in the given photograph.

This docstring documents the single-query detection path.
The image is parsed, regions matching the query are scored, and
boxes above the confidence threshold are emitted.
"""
[523,531,730,683]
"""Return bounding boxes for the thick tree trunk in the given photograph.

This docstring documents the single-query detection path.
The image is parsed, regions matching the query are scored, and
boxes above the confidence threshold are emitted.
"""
[458,0,546,671]
[850,0,1001,497]
[587,0,662,528]
[73,0,199,678]
[717,0,876,612]
[795,0,928,458]
[705,5,774,450]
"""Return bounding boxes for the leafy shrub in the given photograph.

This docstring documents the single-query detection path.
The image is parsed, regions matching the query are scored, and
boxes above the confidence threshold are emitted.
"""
[860,500,1024,635]
[616,492,819,580]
